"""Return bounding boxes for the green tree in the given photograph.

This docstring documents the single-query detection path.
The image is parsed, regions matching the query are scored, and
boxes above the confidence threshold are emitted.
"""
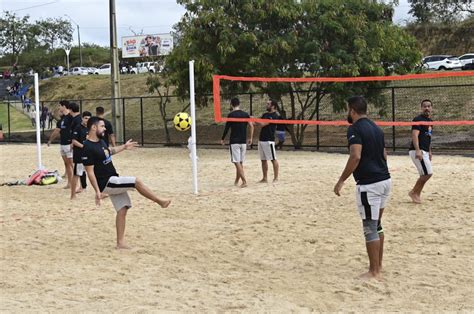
[408,0,473,24]
[0,12,32,63]
[36,17,73,51]
[167,0,421,148]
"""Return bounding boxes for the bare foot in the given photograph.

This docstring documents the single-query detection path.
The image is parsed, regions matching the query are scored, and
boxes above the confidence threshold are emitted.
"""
[63,185,70,189]
[258,179,267,183]
[359,271,382,281]
[273,178,278,183]
[70,195,76,200]
[158,199,171,208]
[100,193,109,199]
[234,179,239,186]
[75,188,83,194]
[408,191,421,204]
[116,243,132,250]
[240,183,248,188]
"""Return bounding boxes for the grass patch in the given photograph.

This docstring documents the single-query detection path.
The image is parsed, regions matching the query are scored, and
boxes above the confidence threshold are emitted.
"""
[0,102,35,132]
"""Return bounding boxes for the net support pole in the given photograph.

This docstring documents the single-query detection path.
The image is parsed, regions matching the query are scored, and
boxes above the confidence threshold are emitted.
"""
[34,73,44,170]
[189,60,199,195]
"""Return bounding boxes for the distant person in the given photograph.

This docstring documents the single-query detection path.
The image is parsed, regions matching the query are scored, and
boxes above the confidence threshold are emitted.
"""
[82,117,171,249]
[69,102,82,134]
[220,97,254,187]
[47,100,74,189]
[40,106,49,129]
[48,110,54,129]
[257,100,280,183]
[29,108,36,127]
[71,111,92,199]
[275,110,290,150]
[408,99,434,204]
[333,96,391,280]
[95,106,116,147]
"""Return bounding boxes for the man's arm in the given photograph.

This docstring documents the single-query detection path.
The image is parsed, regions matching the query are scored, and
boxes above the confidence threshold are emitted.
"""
[384,148,388,161]
[85,165,102,206]
[334,144,362,196]
[220,122,230,145]
[47,128,60,146]
[248,122,254,145]
[411,129,423,160]
[72,139,83,148]
[109,134,116,147]
[109,139,138,155]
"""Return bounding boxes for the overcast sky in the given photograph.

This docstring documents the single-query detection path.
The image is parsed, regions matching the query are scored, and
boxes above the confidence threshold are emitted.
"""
[3,0,413,47]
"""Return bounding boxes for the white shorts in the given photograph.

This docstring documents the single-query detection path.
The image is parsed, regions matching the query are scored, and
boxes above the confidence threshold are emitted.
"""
[258,141,277,161]
[103,176,136,212]
[74,163,85,176]
[409,150,433,176]
[230,144,247,163]
[60,144,73,158]
[356,179,391,221]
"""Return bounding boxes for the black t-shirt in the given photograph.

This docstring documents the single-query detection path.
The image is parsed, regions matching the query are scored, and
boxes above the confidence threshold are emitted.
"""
[103,119,114,146]
[72,124,89,163]
[56,115,73,145]
[347,118,390,185]
[221,110,250,144]
[409,115,432,151]
[82,139,118,192]
[259,112,279,141]
[70,114,82,136]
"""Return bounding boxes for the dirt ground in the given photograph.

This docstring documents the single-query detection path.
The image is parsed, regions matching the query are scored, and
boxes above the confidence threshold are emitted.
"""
[0,144,473,312]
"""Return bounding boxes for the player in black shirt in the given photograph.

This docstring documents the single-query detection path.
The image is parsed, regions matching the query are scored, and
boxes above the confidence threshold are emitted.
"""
[70,111,92,199]
[334,96,391,280]
[96,106,116,147]
[408,99,434,204]
[47,100,74,188]
[257,100,280,183]
[221,98,254,187]
[82,117,171,249]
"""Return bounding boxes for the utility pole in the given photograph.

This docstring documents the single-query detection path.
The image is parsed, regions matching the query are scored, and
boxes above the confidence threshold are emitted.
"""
[65,15,83,67]
[109,0,123,143]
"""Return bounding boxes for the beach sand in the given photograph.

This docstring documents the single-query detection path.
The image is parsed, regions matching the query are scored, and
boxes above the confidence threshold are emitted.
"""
[1,144,473,312]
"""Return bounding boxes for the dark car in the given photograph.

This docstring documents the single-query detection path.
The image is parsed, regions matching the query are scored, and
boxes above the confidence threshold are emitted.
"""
[462,62,474,70]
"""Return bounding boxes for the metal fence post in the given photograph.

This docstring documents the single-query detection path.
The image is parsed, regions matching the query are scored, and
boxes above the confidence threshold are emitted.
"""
[79,99,83,113]
[41,101,45,140]
[316,103,320,151]
[7,96,11,141]
[250,93,253,116]
[140,97,144,146]
[122,98,126,142]
[392,87,396,152]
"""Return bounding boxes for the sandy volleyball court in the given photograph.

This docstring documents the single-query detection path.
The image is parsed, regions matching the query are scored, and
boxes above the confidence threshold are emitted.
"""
[0,144,473,312]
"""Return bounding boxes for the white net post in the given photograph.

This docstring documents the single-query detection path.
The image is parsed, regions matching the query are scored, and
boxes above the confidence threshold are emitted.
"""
[189,61,199,195]
[34,73,44,170]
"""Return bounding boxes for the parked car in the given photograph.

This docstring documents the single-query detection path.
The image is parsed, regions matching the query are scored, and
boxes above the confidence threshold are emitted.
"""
[86,67,97,75]
[70,67,89,76]
[130,61,161,74]
[458,53,474,69]
[94,63,111,75]
[462,62,474,70]
[422,55,463,70]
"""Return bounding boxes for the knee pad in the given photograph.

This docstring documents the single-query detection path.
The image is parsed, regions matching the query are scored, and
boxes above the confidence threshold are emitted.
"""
[363,219,379,242]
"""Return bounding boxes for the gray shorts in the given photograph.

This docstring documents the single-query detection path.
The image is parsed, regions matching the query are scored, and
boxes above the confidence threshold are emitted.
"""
[409,150,433,176]
[60,144,73,158]
[103,176,136,212]
[230,143,247,163]
[258,141,277,161]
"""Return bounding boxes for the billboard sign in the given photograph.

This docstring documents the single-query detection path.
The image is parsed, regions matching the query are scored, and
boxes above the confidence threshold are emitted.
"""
[122,33,173,58]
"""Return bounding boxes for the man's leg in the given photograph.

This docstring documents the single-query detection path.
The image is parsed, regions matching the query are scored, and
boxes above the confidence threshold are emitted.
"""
[259,160,268,183]
[135,177,171,208]
[361,219,381,279]
[61,155,72,188]
[116,207,130,249]
[271,160,279,182]
[409,174,432,203]
[235,162,247,187]
[70,175,79,199]
[233,163,241,186]
[378,208,385,269]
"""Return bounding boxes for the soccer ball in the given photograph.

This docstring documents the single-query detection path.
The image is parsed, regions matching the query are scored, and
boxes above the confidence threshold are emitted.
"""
[173,112,192,131]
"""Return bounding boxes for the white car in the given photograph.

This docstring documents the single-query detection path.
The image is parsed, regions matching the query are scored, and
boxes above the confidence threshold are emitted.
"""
[130,62,161,74]
[70,67,89,76]
[422,55,463,71]
[94,63,111,75]
[458,53,474,67]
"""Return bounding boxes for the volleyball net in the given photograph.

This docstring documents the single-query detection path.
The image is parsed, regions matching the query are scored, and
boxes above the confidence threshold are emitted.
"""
[213,72,474,149]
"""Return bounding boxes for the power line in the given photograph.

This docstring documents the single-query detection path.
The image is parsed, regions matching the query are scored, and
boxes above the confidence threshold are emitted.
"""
[11,1,59,12]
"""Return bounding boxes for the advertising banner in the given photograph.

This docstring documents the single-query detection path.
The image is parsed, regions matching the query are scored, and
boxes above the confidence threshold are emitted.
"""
[122,33,173,58]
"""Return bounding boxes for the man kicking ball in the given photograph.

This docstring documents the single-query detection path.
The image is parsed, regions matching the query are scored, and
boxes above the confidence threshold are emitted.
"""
[82,117,171,249]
